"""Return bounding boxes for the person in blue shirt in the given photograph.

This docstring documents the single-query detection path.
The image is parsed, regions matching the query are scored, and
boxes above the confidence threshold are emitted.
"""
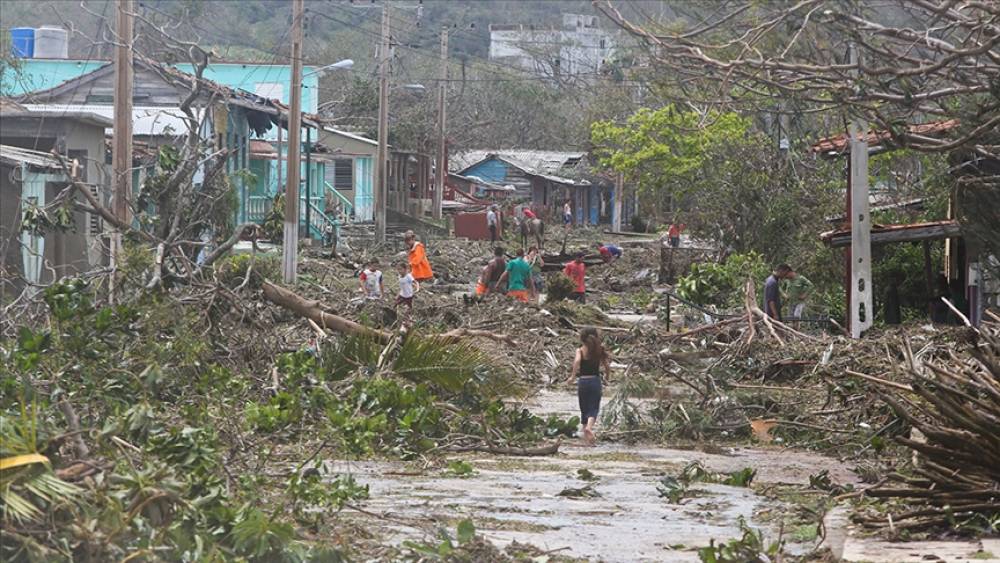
[763,264,795,321]
[596,243,623,263]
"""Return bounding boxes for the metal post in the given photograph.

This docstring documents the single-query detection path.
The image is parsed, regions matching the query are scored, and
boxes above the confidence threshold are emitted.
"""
[848,44,873,338]
[374,2,390,242]
[282,0,304,283]
[433,26,448,220]
[612,172,623,232]
[304,127,312,240]
[276,125,283,196]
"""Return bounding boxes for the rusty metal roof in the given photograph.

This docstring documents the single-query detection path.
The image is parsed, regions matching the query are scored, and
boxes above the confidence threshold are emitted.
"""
[820,219,961,247]
[811,120,960,158]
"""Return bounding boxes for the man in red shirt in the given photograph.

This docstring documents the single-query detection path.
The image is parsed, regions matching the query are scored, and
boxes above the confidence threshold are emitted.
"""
[563,253,587,303]
[523,207,537,220]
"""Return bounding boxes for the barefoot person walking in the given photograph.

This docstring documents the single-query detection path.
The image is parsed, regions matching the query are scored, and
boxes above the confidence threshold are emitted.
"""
[567,327,611,444]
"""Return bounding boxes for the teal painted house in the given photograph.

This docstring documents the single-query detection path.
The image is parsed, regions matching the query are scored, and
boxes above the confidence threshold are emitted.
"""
[1,58,320,113]
[3,57,349,236]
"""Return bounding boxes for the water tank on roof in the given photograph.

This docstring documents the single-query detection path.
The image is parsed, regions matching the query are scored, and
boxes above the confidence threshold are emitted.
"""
[34,26,68,59]
[10,28,35,58]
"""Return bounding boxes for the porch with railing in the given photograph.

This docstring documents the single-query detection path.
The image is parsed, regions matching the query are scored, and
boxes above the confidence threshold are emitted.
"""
[242,192,338,242]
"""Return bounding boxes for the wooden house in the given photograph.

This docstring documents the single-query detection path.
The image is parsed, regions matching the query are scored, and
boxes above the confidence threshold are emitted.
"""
[449,150,619,225]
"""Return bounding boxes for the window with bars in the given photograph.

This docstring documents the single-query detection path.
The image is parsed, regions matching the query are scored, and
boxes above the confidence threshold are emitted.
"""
[325,159,354,190]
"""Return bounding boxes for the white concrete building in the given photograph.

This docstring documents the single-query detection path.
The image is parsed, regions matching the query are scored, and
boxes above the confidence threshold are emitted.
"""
[489,14,616,78]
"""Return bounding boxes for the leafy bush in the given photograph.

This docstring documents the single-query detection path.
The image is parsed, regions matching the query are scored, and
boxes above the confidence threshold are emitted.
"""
[698,517,784,563]
[545,273,577,302]
[246,391,303,432]
[676,251,768,307]
[287,462,369,524]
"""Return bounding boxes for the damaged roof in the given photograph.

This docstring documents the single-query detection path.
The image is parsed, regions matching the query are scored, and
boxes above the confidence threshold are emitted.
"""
[0,144,65,171]
[451,150,591,186]
[450,150,585,175]
[811,120,960,158]
[820,219,961,247]
[16,55,320,135]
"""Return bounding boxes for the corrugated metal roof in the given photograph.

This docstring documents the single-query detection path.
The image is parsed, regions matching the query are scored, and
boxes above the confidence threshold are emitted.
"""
[1,107,113,128]
[820,219,961,247]
[19,104,199,136]
[450,150,585,175]
[450,150,591,186]
[0,144,64,170]
[321,126,377,146]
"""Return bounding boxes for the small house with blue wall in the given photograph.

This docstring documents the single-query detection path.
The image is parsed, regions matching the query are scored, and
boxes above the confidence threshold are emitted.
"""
[5,55,350,237]
[450,150,625,226]
[1,53,353,235]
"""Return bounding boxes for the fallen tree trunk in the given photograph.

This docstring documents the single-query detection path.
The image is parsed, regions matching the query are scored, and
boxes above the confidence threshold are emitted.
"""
[261,281,391,342]
[437,328,516,345]
[262,282,514,345]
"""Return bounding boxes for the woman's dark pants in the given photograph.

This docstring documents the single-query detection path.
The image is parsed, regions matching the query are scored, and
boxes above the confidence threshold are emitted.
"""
[577,376,602,423]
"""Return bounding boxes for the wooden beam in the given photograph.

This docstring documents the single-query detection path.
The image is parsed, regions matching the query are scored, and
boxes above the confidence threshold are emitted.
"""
[825,222,962,247]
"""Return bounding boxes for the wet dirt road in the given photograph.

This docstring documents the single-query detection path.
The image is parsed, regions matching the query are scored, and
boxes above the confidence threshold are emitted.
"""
[335,388,858,561]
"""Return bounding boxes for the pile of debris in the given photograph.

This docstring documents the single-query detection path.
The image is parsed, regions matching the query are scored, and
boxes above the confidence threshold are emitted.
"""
[860,313,1000,533]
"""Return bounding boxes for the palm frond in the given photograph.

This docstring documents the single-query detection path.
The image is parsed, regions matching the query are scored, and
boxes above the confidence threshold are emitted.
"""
[0,408,81,523]
[392,334,511,396]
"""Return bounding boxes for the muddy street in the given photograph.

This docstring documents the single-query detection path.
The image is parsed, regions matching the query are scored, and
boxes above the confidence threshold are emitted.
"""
[337,388,857,561]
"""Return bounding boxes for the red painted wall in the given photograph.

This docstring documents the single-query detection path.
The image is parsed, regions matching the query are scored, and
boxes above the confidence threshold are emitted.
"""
[454,211,503,240]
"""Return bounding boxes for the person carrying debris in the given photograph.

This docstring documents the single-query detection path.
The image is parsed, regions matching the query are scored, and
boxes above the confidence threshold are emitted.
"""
[764,264,796,321]
[495,248,535,303]
[526,246,545,299]
[359,258,384,300]
[596,242,623,263]
[395,261,419,310]
[403,231,434,282]
[563,253,587,303]
[486,205,499,245]
[476,246,507,297]
[567,327,611,445]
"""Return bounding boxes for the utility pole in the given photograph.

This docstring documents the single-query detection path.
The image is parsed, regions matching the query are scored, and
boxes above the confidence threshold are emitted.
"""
[283,0,304,283]
[433,26,448,221]
[111,0,134,299]
[847,43,872,338]
[374,2,390,243]
[612,172,623,232]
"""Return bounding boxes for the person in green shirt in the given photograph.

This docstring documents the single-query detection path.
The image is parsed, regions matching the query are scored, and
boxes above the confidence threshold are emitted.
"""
[496,248,535,303]
[784,274,813,320]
